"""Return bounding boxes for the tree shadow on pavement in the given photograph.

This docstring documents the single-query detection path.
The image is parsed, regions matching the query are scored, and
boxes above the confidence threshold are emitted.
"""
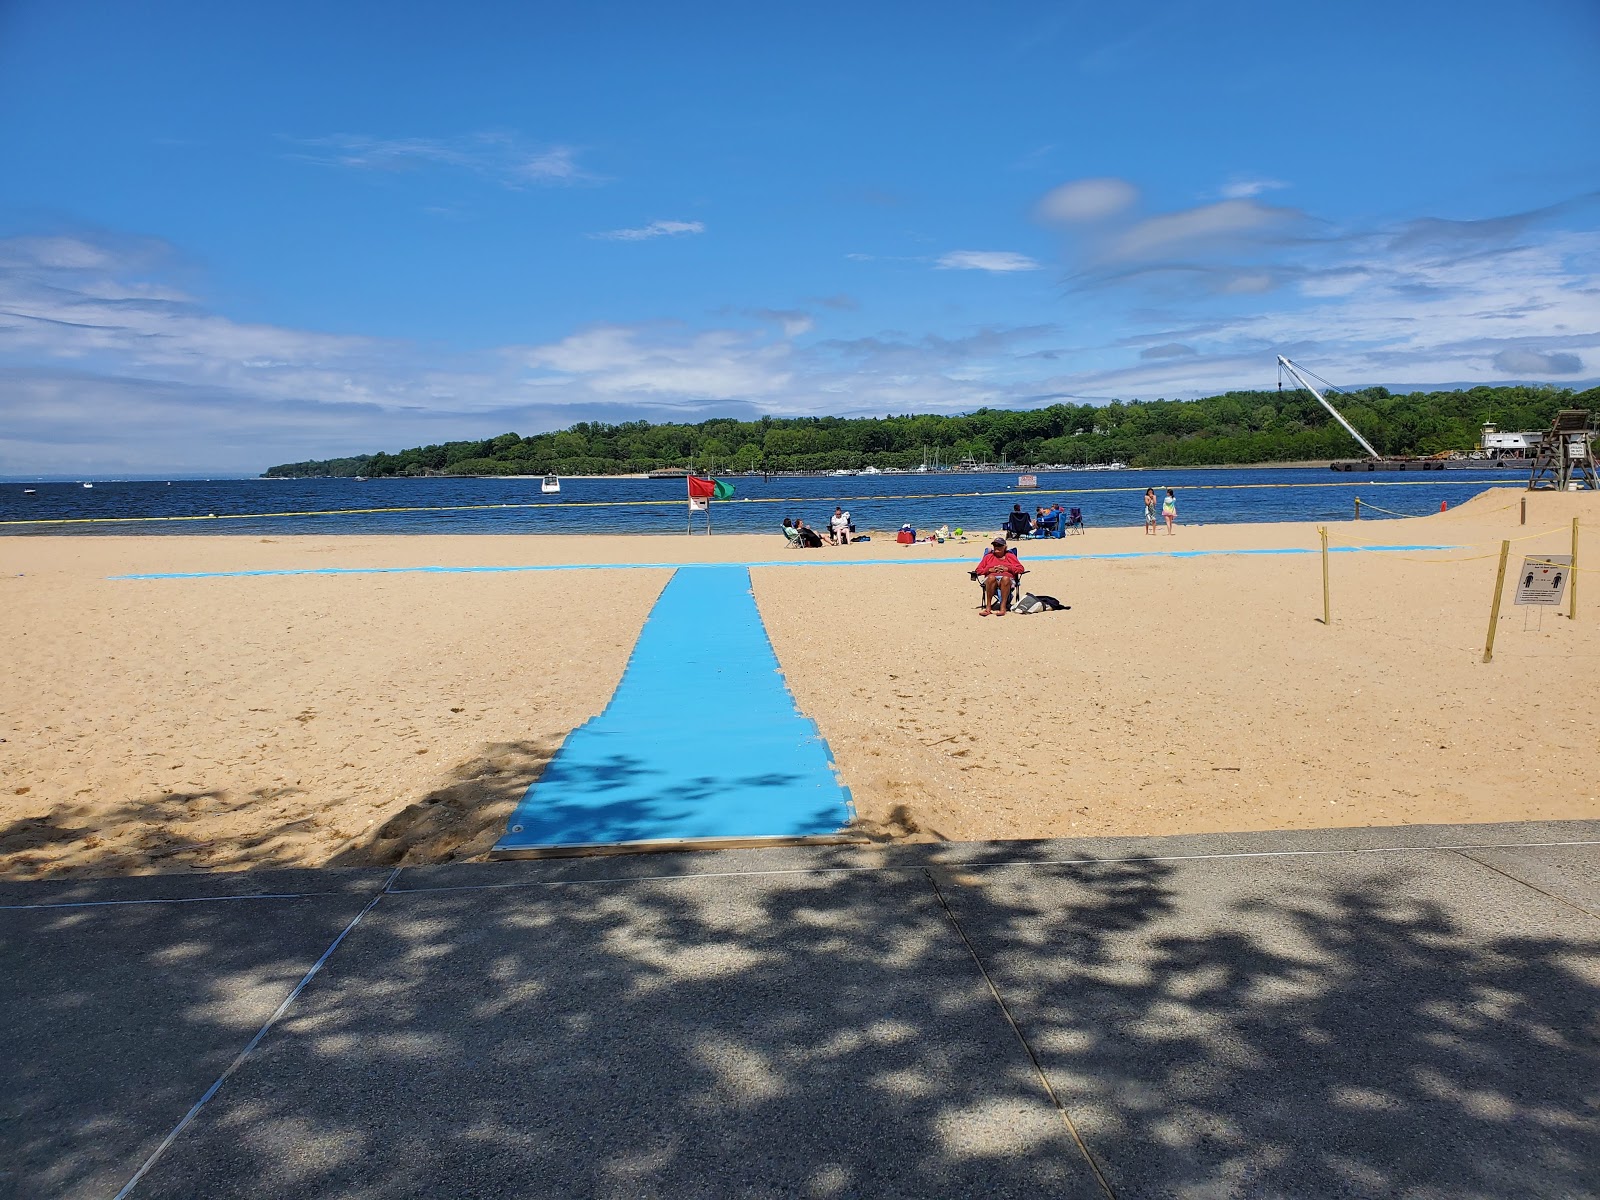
[942,852,1600,1199]
[6,841,1597,1199]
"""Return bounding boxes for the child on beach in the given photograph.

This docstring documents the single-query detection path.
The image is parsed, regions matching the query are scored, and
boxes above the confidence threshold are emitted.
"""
[1162,488,1177,534]
[1144,488,1157,535]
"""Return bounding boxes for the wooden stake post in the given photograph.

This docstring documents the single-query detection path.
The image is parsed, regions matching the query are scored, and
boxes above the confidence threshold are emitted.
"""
[1483,540,1510,663]
[1320,526,1330,625]
[1570,517,1579,621]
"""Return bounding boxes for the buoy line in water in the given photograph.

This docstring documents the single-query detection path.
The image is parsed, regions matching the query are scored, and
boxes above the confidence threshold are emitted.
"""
[0,478,1520,528]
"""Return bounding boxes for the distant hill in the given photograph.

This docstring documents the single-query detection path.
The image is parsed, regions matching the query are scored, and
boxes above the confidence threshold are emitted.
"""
[262,383,1599,478]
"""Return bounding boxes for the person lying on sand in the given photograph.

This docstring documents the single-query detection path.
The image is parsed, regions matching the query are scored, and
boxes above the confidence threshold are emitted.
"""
[971,537,1024,616]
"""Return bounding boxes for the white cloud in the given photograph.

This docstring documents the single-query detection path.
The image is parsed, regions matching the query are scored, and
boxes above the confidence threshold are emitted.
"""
[935,250,1041,273]
[1036,178,1138,224]
[589,220,705,242]
[512,146,586,183]
[285,132,596,188]
[3,197,1597,475]
[517,325,792,398]
[1220,177,1289,199]
[1108,199,1301,261]
[746,308,815,336]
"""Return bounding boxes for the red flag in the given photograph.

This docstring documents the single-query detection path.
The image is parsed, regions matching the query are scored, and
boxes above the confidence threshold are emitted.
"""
[687,476,733,500]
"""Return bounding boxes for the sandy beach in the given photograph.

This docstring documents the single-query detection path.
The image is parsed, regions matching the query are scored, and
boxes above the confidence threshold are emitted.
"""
[2,487,1596,878]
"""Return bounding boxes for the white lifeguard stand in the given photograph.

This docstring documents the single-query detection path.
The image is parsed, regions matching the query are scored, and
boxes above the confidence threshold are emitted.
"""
[1528,411,1597,491]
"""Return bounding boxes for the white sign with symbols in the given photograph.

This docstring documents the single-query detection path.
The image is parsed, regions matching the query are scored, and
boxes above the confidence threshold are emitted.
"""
[1514,554,1571,605]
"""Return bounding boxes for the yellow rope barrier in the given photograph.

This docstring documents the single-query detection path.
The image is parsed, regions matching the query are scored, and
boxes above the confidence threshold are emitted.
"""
[1507,525,1571,543]
[0,478,1525,529]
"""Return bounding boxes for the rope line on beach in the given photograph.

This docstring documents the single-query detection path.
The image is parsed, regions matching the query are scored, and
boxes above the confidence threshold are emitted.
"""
[1354,499,1441,519]
[1507,525,1573,543]
[0,478,1524,528]
[1364,551,1505,564]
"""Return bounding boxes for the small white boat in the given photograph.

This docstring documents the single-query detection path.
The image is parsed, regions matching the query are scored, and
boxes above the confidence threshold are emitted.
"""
[541,474,561,494]
[22,488,36,495]
[82,482,93,488]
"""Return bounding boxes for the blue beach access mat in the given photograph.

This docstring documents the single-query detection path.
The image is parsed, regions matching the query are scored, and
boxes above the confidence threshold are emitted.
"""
[493,565,855,854]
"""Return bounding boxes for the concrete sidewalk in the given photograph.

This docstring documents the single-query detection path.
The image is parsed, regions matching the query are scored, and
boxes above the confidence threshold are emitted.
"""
[2,821,1596,1199]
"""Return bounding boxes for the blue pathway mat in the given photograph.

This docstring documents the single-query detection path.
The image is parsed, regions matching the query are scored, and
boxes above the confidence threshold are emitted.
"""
[494,566,854,852]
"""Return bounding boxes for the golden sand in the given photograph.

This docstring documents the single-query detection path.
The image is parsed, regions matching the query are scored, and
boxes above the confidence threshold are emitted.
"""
[2,488,1596,878]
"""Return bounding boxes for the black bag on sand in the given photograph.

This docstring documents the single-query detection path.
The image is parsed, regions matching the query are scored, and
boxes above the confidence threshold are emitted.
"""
[1016,593,1066,614]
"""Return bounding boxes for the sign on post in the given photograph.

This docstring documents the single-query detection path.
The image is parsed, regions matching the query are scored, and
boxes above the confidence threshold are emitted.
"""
[1515,555,1571,606]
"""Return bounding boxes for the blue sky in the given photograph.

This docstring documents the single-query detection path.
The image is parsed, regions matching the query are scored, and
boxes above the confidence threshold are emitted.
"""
[1,0,1596,474]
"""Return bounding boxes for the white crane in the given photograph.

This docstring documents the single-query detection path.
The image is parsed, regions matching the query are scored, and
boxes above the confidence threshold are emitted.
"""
[1277,355,1381,461]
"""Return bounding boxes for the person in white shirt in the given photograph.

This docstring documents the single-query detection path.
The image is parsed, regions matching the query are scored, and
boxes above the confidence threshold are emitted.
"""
[829,506,852,545]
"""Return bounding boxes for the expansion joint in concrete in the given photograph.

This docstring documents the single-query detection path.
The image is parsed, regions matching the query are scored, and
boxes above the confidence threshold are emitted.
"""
[1450,849,1600,922]
[111,866,402,1198]
[922,867,1118,1200]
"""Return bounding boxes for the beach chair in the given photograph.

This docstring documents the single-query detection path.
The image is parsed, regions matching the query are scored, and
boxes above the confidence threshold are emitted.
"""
[1034,509,1059,538]
[1005,509,1033,540]
[1064,507,1085,535]
[782,525,802,549]
[971,549,1026,612]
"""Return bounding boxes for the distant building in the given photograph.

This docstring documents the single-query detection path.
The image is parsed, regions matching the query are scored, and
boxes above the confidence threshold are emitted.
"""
[1480,422,1542,456]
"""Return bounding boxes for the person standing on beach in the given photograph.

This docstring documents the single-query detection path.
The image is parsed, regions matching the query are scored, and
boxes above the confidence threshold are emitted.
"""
[1144,488,1157,535]
[1162,488,1177,535]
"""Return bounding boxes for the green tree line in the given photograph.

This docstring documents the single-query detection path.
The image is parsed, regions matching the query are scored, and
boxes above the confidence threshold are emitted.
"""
[262,383,1598,478]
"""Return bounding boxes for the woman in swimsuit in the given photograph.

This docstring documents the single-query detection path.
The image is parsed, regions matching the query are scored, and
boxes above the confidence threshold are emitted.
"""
[1143,488,1157,535]
[1162,488,1177,535]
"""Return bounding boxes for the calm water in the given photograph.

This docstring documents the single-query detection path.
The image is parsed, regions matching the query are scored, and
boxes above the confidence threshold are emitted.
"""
[0,469,1527,536]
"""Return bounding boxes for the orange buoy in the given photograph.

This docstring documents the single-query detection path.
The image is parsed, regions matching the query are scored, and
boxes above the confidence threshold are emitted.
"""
[1440,500,1448,512]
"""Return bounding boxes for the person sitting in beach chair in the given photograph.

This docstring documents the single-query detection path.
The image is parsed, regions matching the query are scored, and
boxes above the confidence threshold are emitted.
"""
[829,506,853,545]
[1033,506,1060,537]
[971,537,1025,616]
[1005,504,1033,540]
[782,518,803,548]
[795,518,824,548]
[1064,506,1085,534]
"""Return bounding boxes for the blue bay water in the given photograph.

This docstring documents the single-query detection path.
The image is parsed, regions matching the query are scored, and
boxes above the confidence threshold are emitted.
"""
[0,468,1528,537]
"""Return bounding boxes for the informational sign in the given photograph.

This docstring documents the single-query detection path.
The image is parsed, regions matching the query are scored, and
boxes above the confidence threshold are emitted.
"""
[688,495,708,512]
[1514,555,1571,605]
[1017,474,1038,489]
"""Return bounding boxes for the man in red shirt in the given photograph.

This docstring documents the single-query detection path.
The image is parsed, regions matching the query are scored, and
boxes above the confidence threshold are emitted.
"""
[972,537,1024,616]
